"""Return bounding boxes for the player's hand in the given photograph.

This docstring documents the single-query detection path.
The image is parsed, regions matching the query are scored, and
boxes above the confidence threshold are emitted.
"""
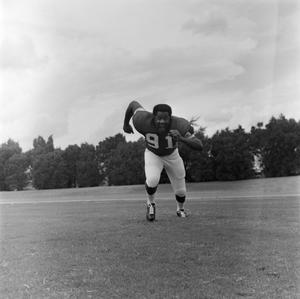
[123,123,134,134]
[169,129,182,139]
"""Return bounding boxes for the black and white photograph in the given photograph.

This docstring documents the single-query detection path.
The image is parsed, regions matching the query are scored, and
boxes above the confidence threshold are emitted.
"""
[1,0,299,298]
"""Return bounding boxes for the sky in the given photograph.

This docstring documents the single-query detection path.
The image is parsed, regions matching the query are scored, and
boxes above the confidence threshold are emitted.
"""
[0,0,299,151]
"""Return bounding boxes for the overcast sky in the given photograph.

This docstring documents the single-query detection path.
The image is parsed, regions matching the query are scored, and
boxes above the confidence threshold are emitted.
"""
[1,0,299,150]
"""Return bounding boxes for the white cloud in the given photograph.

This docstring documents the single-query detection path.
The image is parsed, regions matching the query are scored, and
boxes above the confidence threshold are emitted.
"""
[0,34,46,69]
[0,0,299,150]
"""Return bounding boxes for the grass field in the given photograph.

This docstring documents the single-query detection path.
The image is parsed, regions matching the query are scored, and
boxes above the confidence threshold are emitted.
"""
[1,176,300,298]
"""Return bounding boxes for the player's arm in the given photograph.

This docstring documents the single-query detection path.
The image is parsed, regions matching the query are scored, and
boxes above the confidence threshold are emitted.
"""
[169,127,203,151]
[123,101,143,134]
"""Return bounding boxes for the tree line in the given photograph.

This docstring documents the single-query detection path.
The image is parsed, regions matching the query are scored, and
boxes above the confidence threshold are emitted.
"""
[0,114,299,191]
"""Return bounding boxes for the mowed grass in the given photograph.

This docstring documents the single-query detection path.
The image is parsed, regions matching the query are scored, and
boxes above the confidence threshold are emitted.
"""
[1,177,300,299]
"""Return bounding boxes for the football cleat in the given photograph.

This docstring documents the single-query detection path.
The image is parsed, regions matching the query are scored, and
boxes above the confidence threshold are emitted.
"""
[176,209,188,218]
[146,203,156,221]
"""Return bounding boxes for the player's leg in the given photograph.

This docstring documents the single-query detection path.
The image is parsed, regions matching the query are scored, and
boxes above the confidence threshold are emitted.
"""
[144,149,163,204]
[164,150,188,217]
[169,176,187,216]
[144,149,163,220]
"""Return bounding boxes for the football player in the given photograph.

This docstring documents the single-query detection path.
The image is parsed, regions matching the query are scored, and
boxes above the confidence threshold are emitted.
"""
[123,101,203,221]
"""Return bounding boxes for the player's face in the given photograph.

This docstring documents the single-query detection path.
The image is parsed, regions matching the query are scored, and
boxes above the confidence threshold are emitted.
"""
[154,111,171,133]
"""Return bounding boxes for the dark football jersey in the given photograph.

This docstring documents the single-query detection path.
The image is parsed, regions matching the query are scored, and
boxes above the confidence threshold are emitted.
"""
[132,110,193,156]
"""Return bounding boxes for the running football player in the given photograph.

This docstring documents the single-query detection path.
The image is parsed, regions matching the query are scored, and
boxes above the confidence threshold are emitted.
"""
[123,101,203,221]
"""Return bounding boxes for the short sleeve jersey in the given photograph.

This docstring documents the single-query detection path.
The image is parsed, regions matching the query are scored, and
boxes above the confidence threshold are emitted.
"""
[132,110,193,156]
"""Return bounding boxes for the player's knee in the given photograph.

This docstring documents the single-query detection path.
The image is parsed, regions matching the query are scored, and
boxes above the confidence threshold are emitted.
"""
[175,188,186,198]
[176,194,186,203]
[145,183,157,195]
[175,188,186,203]
[146,177,160,189]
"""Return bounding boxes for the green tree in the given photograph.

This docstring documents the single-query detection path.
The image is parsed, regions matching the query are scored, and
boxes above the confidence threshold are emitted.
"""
[178,128,215,182]
[189,131,214,182]
[254,115,300,177]
[211,126,255,180]
[27,135,55,167]
[63,144,81,187]
[32,149,69,189]
[32,135,54,155]
[0,139,29,190]
[76,143,100,187]
[105,139,145,185]
[250,122,265,176]
[96,134,127,184]
[4,153,30,190]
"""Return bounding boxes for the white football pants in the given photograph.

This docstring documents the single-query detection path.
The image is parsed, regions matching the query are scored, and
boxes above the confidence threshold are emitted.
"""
[144,148,186,197]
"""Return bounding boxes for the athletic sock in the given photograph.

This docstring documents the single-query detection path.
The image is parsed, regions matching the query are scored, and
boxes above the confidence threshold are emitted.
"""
[176,195,185,211]
[147,194,155,206]
[177,202,184,211]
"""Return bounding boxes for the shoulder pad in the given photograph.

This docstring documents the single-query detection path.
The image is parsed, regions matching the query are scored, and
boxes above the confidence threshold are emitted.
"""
[132,111,153,135]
